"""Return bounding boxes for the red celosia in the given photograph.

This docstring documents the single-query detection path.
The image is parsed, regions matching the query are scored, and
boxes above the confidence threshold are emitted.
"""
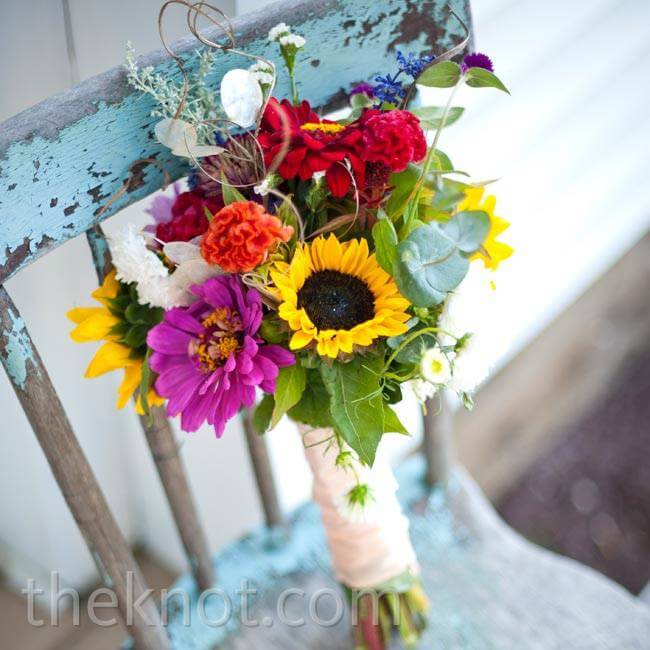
[201,200,293,273]
[258,98,365,198]
[156,191,223,243]
[359,109,427,172]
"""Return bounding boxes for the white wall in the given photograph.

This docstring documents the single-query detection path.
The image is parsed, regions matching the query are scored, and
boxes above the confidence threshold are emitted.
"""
[1,0,649,592]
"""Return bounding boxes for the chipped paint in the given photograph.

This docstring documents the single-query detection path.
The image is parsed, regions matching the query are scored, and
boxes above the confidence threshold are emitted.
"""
[1,307,37,390]
[0,0,469,284]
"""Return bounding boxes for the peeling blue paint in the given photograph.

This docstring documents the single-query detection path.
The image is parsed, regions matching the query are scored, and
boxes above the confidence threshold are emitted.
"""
[1,308,37,390]
[0,0,469,283]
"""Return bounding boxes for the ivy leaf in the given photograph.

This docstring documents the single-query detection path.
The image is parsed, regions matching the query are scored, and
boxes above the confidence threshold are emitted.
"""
[271,364,306,427]
[416,61,461,88]
[411,106,464,129]
[393,223,469,307]
[221,172,246,204]
[252,394,274,434]
[321,356,407,466]
[440,210,490,253]
[288,370,332,428]
[372,217,398,273]
[465,67,510,94]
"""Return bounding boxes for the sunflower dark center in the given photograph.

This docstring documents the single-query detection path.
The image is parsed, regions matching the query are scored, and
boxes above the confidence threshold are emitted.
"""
[297,270,375,330]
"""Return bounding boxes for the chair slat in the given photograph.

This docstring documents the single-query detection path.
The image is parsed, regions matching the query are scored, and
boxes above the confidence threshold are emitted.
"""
[0,286,169,650]
[242,409,284,528]
[423,392,454,486]
[0,0,470,284]
[85,224,214,591]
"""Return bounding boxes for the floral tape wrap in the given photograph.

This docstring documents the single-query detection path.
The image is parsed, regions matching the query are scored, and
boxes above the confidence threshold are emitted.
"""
[301,426,418,589]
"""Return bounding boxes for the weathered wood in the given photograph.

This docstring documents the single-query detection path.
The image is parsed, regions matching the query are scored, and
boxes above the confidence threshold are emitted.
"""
[423,390,454,487]
[162,457,650,649]
[0,0,471,284]
[86,224,214,591]
[0,286,169,650]
[139,407,215,591]
[242,409,284,528]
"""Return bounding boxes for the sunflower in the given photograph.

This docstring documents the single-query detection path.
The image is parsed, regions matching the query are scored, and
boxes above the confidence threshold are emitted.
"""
[458,187,513,270]
[270,235,411,358]
[67,270,165,413]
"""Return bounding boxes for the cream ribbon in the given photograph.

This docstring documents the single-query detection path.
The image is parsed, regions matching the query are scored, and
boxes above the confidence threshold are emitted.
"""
[301,426,418,589]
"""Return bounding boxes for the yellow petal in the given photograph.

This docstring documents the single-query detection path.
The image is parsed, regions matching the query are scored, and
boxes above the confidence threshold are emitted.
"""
[67,307,105,325]
[92,270,120,306]
[70,311,120,343]
[290,330,314,350]
[85,341,134,378]
[116,362,142,409]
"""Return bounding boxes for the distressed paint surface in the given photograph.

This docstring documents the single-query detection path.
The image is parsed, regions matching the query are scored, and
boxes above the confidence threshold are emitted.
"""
[154,458,650,649]
[0,307,38,390]
[0,0,470,284]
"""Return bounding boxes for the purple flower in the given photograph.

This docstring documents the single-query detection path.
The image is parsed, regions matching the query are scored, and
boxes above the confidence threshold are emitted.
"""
[396,51,436,78]
[350,82,375,98]
[144,181,182,227]
[148,275,294,437]
[461,52,494,73]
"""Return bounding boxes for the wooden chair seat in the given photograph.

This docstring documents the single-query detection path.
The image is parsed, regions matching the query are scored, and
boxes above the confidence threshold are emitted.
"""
[164,459,650,649]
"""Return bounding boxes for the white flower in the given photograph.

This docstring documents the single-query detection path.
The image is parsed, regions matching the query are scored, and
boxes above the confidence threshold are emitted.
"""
[279,33,306,49]
[411,378,437,404]
[108,226,223,310]
[249,61,274,87]
[254,178,271,196]
[438,263,503,394]
[312,170,326,182]
[420,346,451,385]
[268,22,290,42]
[220,69,264,129]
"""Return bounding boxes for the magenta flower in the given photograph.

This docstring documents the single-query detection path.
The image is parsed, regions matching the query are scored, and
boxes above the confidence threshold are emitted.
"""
[461,52,494,73]
[147,275,294,436]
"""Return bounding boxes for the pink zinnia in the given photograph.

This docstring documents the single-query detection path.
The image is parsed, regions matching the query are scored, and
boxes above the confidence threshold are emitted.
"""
[147,275,294,436]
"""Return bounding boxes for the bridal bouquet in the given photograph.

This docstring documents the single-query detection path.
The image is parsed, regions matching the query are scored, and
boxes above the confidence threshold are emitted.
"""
[69,5,510,648]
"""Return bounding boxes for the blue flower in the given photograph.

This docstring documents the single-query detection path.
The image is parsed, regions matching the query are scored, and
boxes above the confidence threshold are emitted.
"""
[372,73,406,105]
[396,51,436,78]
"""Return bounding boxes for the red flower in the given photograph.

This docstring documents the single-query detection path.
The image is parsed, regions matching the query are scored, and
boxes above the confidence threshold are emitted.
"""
[156,191,223,243]
[258,98,365,198]
[359,109,427,172]
[201,201,293,273]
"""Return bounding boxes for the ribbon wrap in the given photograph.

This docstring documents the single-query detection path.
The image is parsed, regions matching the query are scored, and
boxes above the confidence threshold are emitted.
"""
[301,426,418,589]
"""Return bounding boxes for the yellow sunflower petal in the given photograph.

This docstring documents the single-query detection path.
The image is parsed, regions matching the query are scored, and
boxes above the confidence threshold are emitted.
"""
[116,362,142,409]
[67,307,105,325]
[85,341,134,378]
[290,330,315,350]
[91,270,120,306]
[70,311,120,343]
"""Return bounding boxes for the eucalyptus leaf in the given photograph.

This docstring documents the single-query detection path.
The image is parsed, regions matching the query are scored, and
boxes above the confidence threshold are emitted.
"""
[440,210,490,253]
[416,61,461,88]
[271,364,306,427]
[321,356,407,466]
[252,394,274,434]
[465,67,510,94]
[372,218,398,273]
[411,105,464,129]
[394,223,469,307]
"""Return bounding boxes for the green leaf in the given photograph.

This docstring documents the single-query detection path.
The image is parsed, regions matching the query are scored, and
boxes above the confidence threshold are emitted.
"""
[123,324,149,349]
[221,172,246,205]
[271,364,306,427]
[321,356,407,466]
[411,105,464,129]
[393,223,469,307]
[440,210,490,253]
[124,302,153,325]
[252,394,274,434]
[204,205,214,223]
[386,164,420,219]
[288,370,332,427]
[432,149,454,172]
[416,61,461,88]
[465,67,510,94]
[372,217,398,273]
[260,317,287,344]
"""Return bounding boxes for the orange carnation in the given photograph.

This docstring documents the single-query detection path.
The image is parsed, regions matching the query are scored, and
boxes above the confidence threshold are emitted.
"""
[201,200,293,273]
